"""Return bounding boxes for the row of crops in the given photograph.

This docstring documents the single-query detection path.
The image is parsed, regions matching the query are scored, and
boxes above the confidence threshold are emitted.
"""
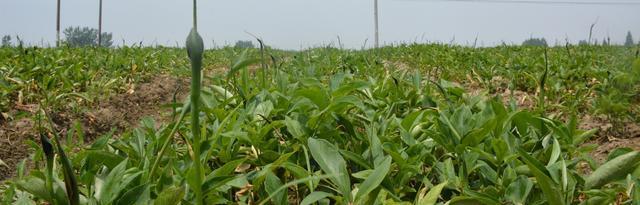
[1,39,640,204]
[0,45,230,116]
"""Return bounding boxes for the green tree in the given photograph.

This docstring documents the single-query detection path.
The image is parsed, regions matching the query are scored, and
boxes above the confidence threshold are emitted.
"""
[522,38,547,46]
[625,31,635,47]
[63,26,113,47]
[234,40,254,49]
[1,35,11,47]
[578,40,589,46]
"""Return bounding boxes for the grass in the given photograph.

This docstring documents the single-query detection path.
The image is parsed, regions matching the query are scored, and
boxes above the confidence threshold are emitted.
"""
[1,35,639,204]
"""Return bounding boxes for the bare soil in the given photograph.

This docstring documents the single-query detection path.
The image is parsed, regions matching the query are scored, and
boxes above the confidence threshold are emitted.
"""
[0,75,189,181]
[580,115,640,162]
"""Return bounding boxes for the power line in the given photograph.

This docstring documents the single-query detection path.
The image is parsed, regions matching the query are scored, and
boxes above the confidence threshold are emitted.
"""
[400,0,640,5]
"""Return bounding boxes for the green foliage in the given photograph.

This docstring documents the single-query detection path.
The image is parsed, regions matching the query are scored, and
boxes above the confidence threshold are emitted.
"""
[578,40,589,46]
[626,31,635,47]
[601,37,610,46]
[522,37,548,46]
[1,42,639,204]
[1,35,10,47]
[234,40,255,49]
[585,151,640,189]
[63,26,113,47]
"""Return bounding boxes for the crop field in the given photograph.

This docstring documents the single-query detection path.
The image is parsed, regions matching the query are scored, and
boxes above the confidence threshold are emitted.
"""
[2,4,640,204]
[1,41,639,204]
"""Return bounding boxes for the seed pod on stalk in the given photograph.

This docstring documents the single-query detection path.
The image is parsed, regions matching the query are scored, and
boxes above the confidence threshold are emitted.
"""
[186,28,204,69]
[185,0,205,204]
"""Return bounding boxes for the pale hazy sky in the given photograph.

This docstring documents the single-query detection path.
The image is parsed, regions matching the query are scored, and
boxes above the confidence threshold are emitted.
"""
[1,0,639,49]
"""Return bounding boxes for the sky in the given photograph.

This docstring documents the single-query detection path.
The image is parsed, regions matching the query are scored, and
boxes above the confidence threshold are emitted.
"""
[1,0,639,49]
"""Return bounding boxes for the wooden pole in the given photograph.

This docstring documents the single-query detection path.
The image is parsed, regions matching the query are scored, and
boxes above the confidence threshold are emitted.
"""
[98,0,102,46]
[56,0,60,47]
[374,0,379,48]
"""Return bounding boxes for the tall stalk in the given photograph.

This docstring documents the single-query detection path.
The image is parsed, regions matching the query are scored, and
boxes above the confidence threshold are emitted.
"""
[37,113,55,204]
[539,47,549,135]
[186,0,204,204]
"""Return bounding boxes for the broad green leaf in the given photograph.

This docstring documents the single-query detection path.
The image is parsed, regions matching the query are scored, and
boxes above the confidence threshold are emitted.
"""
[585,151,640,189]
[282,162,310,179]
[448,196,486,205]
[285,116,305,140]
[15,176,55,204]
[227,49,259,78]
[547,137,561,166]
[633,179,640,204]
[517,148,564,205]
[14,192,37,205]
[258,175,335,205]
[154,186,185,205]
[85,150,125,170]
[207,158,246,178]
[300,191,333,205]
[460,188,501,204]
[573,128,598,146]
[606,148,633,162]
[307,138,351,202]
[295,86,329,109]
[115,184,150,205]
[339,149,372,170]
[417,181,447,205]
[53,135,80,205]
[96,159,132,204]
[401,111,424,131]
[352,170,374,180]
[265,171,287,205]
[505,176,533,205]
[355,156,392,201]
[461,118,496,147]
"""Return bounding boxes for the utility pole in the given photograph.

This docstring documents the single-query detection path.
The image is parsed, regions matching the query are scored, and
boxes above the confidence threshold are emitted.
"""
[374,0,379,48]
[98,0,103,47]
[56,0,61,47]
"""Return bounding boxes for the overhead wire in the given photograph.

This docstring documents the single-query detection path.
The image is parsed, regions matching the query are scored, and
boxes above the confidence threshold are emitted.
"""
[399,0,640,5]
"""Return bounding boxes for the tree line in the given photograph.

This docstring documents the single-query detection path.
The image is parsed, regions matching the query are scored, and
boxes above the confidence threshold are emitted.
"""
[2,26,112,47]
[2,29,638,48]
[522,31,638,47]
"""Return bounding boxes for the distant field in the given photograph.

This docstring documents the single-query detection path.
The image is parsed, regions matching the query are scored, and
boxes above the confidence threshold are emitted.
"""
[1,44,639,204]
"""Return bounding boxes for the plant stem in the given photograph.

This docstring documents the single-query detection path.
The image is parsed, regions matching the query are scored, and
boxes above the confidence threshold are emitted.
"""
[190,41,204,205]
[187,1,204,203]
[148,102,190,180]
[193,0,197,30]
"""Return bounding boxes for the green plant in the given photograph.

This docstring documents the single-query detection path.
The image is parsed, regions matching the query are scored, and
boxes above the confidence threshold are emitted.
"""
[63,26,113,47]
[2,42,640,204]
[185,0,205,203]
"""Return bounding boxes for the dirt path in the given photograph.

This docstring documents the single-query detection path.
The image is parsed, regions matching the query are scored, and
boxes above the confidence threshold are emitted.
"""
[0,75,189,181]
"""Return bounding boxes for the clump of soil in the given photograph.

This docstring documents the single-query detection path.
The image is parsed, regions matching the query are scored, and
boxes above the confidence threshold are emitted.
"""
[497,89,536,109]
[0,118,35,179]
[580,115,640,162]
[84,75,189,136]
[588,137,640,163]
[0,75,189,181]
